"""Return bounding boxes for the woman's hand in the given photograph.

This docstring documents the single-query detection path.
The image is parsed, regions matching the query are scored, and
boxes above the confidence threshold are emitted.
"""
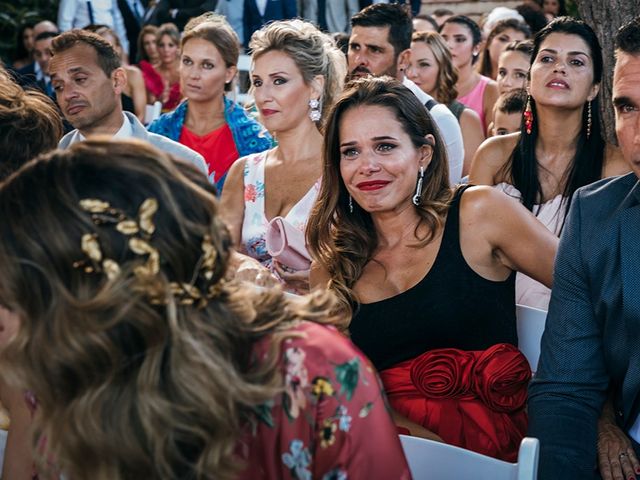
[598,409,640,480]
[227,251,278,287]
[273,261,310,293]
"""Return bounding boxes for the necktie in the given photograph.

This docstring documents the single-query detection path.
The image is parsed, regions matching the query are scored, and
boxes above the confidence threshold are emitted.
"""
[132,0,143,23]
[318,0,328,31]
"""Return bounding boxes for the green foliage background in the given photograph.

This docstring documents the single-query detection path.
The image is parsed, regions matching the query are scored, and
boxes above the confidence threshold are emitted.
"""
[0,0,59,64]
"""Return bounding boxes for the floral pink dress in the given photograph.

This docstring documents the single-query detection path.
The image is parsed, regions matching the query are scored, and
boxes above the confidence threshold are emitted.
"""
[240,151,319,294]
[236,321,411,480]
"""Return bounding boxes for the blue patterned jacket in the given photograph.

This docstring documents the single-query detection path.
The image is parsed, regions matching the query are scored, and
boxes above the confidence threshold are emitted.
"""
[148,97,273,192]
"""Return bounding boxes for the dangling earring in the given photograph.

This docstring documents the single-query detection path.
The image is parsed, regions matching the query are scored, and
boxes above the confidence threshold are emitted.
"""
[349,195,354,213]
[586,100,592,139]
[412,166,425,206]
[309,99,321,122]
[524,95,533,135]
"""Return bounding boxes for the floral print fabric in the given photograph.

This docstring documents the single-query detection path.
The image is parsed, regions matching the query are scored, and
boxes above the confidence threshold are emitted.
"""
[236,321,411,480]
[240,151,319,294]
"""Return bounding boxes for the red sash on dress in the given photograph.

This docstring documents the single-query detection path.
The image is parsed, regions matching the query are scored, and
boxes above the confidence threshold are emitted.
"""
[380,343,531,462]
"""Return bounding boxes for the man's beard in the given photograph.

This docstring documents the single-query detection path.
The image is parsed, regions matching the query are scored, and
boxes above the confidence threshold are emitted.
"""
[347,63,398,82]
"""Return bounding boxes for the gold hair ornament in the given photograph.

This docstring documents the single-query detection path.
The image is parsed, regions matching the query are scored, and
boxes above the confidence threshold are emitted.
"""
[74,198,222,308]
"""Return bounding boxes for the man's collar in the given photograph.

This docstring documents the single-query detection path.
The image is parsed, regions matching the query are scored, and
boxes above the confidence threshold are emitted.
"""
[78,113,130,141]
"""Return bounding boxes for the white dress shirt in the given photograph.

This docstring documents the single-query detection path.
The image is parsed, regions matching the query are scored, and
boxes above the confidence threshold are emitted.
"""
[402,76,465,185]
[58,0,130,53]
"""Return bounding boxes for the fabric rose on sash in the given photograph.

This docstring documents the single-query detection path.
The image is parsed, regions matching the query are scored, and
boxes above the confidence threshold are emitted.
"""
[474,343,531,412]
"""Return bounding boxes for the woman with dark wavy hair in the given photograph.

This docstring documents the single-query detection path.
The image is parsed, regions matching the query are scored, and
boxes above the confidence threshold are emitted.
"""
[0,139,409,479]
[470,16,628,310]
[307,76,557,461]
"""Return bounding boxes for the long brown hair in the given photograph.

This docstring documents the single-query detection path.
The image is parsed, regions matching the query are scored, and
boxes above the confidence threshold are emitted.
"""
[307,77,452,324]
[0,139,338,480]
[411,31,459,105]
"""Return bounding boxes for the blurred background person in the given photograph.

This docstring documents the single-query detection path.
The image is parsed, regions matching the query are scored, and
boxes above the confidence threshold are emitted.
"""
[116,0,148,62]
[299,0,359,34]
[57,0,130,55]
[542,0,566,20]
[242,0,297,47]
[477,19,531,80]
[16,31,58,99]
[136,24,159,64]
[497,40,533,94]
[140,23,182,111]
[149,14,273,192]
[440,15,499,133]
[431,8,453,28]
[408,31,485,175]
[221,19,346,294]
[155,0,218,31]
[412,13,438,33]
[10,23,35,70]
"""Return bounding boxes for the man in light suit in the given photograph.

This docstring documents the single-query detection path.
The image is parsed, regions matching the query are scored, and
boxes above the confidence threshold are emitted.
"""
[48,29,207,174]
[528,16,640,480]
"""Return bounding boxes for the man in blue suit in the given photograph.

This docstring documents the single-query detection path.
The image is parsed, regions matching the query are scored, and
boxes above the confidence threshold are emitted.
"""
[528,16,640,480]
[242,0,296,46]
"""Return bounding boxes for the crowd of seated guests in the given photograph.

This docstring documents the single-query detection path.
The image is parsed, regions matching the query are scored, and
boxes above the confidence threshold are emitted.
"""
[2,3,640,480]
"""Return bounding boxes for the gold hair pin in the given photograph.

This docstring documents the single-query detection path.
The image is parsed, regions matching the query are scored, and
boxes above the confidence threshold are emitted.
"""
[74,197,222,308]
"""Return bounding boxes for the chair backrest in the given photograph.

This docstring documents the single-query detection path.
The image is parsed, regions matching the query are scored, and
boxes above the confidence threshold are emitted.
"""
[234,54,253,105]
[0,428,7,473]
[399,435,539,480]
[516,304,548,374]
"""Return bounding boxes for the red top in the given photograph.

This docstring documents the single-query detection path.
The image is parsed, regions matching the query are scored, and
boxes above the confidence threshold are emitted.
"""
[179,124,239,184]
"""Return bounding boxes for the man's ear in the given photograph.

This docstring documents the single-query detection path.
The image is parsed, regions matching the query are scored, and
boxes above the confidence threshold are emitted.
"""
[397,48,411,78]
[112,67,127,95]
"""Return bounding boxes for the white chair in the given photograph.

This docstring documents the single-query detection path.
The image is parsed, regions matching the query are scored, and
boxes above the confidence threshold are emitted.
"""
[0,428,7,473]
[233,53,253,105]
[516,304,548,374]
[399,434,539,480]
[143,101,162,125]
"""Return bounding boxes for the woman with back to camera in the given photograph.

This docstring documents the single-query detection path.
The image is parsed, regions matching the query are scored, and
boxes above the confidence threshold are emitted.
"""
[221,19,346,294]
[307,76,558,461]
[0,138,410,480]
[470,17,628,310]
[440,15,499,132]
[149,13,273,192]
[408,31,485,176]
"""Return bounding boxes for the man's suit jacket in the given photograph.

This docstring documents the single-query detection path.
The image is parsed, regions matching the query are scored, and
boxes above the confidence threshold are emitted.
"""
[58,111,208,176]
[117,0,148,62]
[528,172,640,479]
[242,0,297,45]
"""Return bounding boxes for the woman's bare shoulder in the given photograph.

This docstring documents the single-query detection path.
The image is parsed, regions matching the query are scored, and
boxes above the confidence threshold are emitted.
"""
[469,132,519,184]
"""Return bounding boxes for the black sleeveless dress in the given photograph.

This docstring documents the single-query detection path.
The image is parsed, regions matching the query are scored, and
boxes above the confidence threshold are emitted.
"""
[350,186,517,372]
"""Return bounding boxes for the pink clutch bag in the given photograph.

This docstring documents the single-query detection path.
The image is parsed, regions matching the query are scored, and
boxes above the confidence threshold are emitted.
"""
[265,216,312,271]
